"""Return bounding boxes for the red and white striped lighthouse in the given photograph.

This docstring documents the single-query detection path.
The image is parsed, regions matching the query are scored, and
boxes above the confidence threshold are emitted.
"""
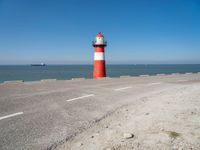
[92,32,107,79]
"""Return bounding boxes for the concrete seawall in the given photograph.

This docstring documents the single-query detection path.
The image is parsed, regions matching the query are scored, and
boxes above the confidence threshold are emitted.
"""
[1,72,199,85]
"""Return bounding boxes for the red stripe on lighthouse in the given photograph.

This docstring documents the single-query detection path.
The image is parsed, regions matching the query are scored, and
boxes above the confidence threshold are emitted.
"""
[93,60,106,78]
[94,46,105,52]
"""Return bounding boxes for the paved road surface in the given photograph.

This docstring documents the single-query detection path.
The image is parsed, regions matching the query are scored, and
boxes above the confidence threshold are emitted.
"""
[0,73,200,150]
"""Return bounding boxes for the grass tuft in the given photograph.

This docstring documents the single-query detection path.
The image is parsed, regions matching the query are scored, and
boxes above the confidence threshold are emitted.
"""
[165,131,181,139]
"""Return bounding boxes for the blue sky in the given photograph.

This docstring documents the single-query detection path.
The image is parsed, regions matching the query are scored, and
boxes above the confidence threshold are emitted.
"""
[0,0,200,64]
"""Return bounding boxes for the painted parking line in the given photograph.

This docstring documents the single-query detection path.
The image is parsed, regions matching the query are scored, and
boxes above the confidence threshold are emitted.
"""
[114,86,132,91]
[66,94,95,102]
[147,82,161,86]
[0,112,23,121]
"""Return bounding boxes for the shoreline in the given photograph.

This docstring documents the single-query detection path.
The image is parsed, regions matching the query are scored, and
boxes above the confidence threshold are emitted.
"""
[1,71,200,84]
[1,64,200,84]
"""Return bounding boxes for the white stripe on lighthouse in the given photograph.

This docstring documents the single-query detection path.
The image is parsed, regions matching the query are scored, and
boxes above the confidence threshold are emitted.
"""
[94,52,105,60]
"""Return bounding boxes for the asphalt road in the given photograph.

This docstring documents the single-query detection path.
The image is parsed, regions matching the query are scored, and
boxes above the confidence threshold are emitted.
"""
[0,73,200,150]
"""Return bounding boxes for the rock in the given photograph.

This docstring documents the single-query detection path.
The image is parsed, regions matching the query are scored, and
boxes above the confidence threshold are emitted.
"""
[190,146,194,149]
[123,133,134,139]
[160,128,164,131]
[191,111,195,114]
[178,142,183,147]
[172,145,178,150]
[145,113,150,115]
[91,135,94,138]
[104,147,114,150]
[80,143,84,146]
[178,147,183,150]
[105,148,111,150]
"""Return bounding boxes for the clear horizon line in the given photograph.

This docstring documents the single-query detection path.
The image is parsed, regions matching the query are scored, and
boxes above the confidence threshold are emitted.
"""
[0,63,200,65]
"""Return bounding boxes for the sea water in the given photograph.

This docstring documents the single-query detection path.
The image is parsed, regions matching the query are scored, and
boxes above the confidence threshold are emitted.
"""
[0,64,200,83]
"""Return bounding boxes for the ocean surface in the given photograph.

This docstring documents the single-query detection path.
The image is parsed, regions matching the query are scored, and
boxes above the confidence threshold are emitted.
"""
[0,64,200,83]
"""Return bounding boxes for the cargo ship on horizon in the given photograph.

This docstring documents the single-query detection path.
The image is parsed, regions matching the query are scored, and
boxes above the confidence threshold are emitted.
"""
[31,63,46,66]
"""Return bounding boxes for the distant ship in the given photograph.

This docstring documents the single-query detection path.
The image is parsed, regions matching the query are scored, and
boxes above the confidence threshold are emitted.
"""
[31,63,46,66]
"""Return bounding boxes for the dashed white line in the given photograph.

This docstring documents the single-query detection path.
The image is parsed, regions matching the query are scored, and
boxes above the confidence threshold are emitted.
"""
[147,82,161,86]
[114,86,132,91]
[0,112,23,121]
[66,94,95,102]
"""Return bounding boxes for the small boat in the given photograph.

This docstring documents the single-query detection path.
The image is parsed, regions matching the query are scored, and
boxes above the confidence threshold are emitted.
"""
[31,63,46,66]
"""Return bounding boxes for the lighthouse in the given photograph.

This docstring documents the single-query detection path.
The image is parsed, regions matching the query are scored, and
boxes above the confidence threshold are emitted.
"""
[92,32,107,79]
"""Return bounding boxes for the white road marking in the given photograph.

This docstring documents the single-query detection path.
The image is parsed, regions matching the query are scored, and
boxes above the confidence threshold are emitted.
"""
[66,94,95,102]
[114,86,132,91]
[147,82,161,86]
[0,112,23,121]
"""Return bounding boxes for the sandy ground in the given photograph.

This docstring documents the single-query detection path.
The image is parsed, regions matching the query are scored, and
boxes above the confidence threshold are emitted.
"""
[57,81,200,150]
